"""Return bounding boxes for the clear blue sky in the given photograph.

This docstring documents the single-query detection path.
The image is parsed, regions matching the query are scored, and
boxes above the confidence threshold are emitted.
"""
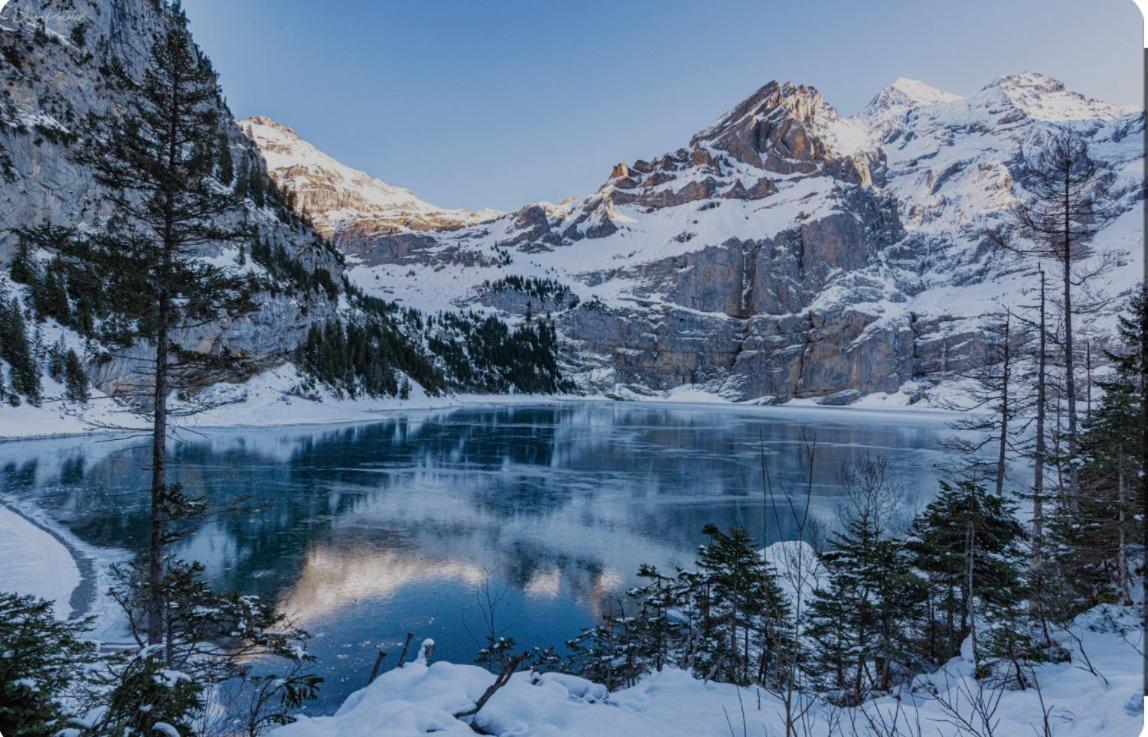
[181,0,1143,212]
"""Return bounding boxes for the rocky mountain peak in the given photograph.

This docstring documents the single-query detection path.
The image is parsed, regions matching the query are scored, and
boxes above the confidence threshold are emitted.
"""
[685,80,876,188]
[240,116,500,239]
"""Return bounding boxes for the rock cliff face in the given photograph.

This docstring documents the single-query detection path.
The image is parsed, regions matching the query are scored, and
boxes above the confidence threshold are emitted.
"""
[246,73,1142,404]
[0,0,342,395]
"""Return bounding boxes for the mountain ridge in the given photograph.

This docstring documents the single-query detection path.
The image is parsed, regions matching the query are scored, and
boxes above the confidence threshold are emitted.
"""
[242,72,1143,404]
[239,115,501,240]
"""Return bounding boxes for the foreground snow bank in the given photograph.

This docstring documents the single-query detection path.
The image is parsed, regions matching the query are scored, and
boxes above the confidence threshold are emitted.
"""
[272,606,1143,737]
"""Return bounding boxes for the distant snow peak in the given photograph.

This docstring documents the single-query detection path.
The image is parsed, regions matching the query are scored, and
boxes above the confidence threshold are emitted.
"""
[862,78,962,134]
[239,116,500,238]
[888,78,962,105]
[975,71,1138,122]
[864,78,961,114]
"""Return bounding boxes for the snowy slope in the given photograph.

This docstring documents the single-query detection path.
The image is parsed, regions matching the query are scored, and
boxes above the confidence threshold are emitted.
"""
[862,77,964,136]
[240,116,500,239]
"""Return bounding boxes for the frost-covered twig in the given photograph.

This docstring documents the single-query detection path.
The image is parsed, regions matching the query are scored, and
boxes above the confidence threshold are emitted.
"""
[453,652,527,720]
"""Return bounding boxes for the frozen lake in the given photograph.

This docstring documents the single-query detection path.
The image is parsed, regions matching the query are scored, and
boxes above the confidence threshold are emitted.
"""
[0,401,961,713]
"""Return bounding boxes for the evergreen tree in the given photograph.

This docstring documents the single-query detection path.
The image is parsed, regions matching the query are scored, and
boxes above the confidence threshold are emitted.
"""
[35,9,260,649]
[0,294,41,405]
[64,348,90,403]
[694,524,791,686]
[8,234,38,284]
[906,480,1027,671]
[248,161,266,207]
[96,557,319,736]
[0,592,99,737]
[32,257,71,324]
[807,457,923,703]
[1050,290,1145,611]
[565,602,647,690]
[217,131,234,185]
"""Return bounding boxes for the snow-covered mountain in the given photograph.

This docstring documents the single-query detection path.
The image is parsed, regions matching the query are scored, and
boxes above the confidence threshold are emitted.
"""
[0,0,344,395]
[239,116,500,240]
[245,72,1144,404]
[862,77,963,136]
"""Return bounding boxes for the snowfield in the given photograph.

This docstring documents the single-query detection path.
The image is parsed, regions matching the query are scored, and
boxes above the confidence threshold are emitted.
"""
[270,606,1143,737]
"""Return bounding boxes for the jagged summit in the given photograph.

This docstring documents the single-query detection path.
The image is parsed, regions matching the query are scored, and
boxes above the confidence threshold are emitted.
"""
[692,80,873,166]
[239,116,500,239]
[866,78,962,111]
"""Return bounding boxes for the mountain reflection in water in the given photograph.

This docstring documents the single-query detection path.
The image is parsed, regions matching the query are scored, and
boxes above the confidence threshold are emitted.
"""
[0,402,956,713]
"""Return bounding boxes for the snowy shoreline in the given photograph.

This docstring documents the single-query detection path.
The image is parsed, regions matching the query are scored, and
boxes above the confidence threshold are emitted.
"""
[0,376,958,444]
[0,499,86,617]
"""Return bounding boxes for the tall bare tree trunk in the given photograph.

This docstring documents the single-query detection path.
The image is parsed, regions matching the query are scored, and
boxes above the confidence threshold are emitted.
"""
[1031,270,1048,631]
[148,296,168,649]
[1085,340,1093,421]
[1061,170,1079,502]
[965,519,977,668]
[995,315,1010,497]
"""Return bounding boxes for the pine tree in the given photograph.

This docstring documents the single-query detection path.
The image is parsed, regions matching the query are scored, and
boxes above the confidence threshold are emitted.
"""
[8,234,38,284]
[248,161,266,208]
[97,557,319,736]
[217,131,234,185]
[22,9,258,651]
[906,480,1027,670]
[0,294,41,405]
[0,593,99,737]
[64,348,89,403]
[807,457,923,703]
[694,524,791,686]
[32,257,71,324]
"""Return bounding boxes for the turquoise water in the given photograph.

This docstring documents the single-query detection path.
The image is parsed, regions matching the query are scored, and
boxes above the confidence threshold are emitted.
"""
[0,402,960,713]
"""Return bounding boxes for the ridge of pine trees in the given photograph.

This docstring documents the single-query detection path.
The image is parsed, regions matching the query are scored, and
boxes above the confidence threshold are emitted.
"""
[293,284,572,399]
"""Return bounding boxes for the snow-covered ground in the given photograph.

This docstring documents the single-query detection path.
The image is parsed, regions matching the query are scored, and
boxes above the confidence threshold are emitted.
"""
[0,488,130,635]
[0,501,79,617]
[270,606,1144,737]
